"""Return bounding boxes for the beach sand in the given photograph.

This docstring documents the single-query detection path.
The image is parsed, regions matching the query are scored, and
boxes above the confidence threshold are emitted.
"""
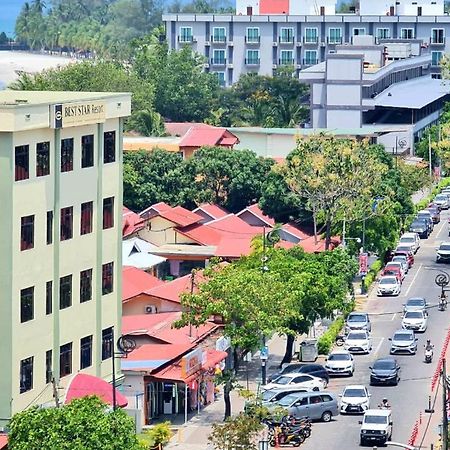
[0,51,73,88]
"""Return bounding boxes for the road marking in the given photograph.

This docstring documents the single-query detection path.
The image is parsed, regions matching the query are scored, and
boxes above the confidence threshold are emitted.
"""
[391,313,396,321]
[373,337,385,357]
[405,263,423,296]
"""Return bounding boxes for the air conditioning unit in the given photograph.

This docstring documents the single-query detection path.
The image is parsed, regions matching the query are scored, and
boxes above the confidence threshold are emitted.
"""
[145,305,157,314]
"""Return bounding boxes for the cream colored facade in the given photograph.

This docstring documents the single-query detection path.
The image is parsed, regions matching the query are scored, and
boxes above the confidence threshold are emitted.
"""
[0,91,131,427]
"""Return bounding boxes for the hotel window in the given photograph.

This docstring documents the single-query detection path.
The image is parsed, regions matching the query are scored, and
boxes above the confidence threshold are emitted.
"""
[280,50,294,65]
[20,357,34,393]
[212,49,226,65]
[59,342,72,378]
[246,49,260,65]
[60,206,73,241]
[179,27,193,42]
[377,28,390,40]
[304,28,318,44]
[432,51,443,66]
[400,28,414,39]
[280,27,294,43]
[353,28,366,36]
[246,27,260,43]
[102,262,114,295]
[36,141,50,177]
[46,280,52,315]
[103,197,114,229]
[45,350,52,384]
[215,72,226,87]
[328,28,342,44]
[81,201,93,235]
[20,286,34,323]
[15,145,29,181]
[432,29,445,44]
[104,131,116,164]
[80,269,93,303]
[102,327,114,360]
[304,50,318,65]
[46,211,53,245]
[59,274,72,310]
[212,27,226,43]
[61,138,74,172]
[20,215,34,251]
[81,135,94,168]
[80,335,93,369]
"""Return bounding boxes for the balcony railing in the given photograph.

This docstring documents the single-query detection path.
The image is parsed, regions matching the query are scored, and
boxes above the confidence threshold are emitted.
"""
[303,36,319,44]
[279,36,295,44]
[245,36,261,44]
[430,37,446,45]
[245,58,260,65]
[279,58,295,65]
[327,36,342,44]
[210,58,227,66]
[302,58,318,65]
[211,36,227,44]
[178,36,196,43]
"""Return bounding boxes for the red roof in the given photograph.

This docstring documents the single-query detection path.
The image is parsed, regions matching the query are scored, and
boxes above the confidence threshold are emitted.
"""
[298,236,341,253]
[123,266,164,301]
[237,203,275,227]
[260,0,289,14]
[282,222,312,241]
[192,203,229,221]
[141,202,202,227]
[125,343,194,363]
[0,435,7,450]
[64,373,128,407]
[122,206,144,237]
[146,272,205,303]
[179,126,239,148]
[165,122,212,137]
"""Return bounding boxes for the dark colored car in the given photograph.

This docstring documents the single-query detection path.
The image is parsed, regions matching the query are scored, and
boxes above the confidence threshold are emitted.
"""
[369,357,400,386]
[416,213,433,234]
[409,219,429,239]
[268,363,330,384]
[427,206,441,224]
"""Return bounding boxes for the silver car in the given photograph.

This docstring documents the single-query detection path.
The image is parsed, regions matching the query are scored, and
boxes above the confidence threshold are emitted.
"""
[403,297,427,314]
[345,312,371,333]
[389,329,418,355]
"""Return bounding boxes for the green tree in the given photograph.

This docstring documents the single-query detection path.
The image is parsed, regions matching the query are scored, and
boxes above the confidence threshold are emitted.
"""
[8,396,145,450]
[0,32,8,45]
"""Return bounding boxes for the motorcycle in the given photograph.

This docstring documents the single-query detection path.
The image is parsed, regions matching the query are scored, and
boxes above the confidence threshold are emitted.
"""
[268,425,305,447]
[378,402,391,410]
[438,296,447,311]
[424,347,433,363]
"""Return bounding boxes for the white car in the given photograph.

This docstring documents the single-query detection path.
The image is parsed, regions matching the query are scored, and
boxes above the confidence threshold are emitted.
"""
[391,255,408,274]
[399,232,420,254]
[325,350,354,376]
[377,276,401,297]
[436,242,450,263]
[340,385,371,414]
[401,310,428,332]
[344,331,372,354]
[263,373,326,391]
[360,409,393,446]
[434,193,450,209]
[384,262,405,280]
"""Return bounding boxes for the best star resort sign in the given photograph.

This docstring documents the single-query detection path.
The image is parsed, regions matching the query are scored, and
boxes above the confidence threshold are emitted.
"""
[52,101,106,128]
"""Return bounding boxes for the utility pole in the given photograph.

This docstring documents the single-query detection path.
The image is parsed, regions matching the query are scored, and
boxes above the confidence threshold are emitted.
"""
[52,376,60,408]
[442,361,448,450]
[429,133,433,179]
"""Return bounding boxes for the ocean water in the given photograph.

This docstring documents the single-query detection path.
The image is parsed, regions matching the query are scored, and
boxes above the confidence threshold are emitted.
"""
[0,0,26,36]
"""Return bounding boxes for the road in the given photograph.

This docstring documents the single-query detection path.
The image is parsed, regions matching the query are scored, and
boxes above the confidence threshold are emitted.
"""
[300,212,450,450]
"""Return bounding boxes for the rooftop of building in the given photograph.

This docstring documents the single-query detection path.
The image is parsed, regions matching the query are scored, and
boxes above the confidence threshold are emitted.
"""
[122,266,164,301]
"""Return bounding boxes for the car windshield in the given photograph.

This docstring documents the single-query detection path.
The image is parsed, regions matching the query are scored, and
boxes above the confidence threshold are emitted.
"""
[348,314,366,322]
[328,353,351,361]
[411,221,426,227]
[262,390,277,401]
[392,257,406,263]
[435,195,447,201]
[439,244,450,251]
[394,333,413,341]
[373,360,395,370]
[348,333,367,340]
[278,394,300,407]
[364,415,388,424]
[274,376,291,385]
[400,237,414,243]
[397,246,411,252]
[281,365,301,374]
[404,311,423,319]
[380,278,396,285]
[407,299,425,307]
[343,388,366,397]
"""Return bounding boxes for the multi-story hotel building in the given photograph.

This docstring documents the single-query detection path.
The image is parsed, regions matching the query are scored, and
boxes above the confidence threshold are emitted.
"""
[163,0,448,86]
[0,91,131,427]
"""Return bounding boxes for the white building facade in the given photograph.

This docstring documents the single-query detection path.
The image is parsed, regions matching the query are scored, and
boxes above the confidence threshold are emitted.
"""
[0,91,131,427]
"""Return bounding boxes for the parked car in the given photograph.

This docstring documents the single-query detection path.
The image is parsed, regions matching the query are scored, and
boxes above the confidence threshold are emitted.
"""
[259,387,311,406]
[393,249,414,268]
[433,193,450,210]
[436,242,450,263]
[389,329,418,355]
[345,312,371,333]
[264,373,326,391]
[401,310,428,332]
[340,385,371,415]
[398,232,420,253]
[344,331,372,354]
[396,243,415,256]
[268,363,329,384]
[359,409,393,446]
[271,391,339,422]
[369,357,400,386]
[325,350,354,376]
[377,276,401,297]
[416,211,434,233]
[382,262,405,281]
[403,297,428,314]
[391,255,409,274]
[427,206,441,223]
[409,219,430,239]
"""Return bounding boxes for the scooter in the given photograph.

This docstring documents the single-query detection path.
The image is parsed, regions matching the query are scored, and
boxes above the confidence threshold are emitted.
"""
[438,296,447,311]
[424,346,433,363]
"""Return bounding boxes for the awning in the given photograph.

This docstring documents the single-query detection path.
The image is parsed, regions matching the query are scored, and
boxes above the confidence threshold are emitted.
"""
[151,350,228,384]
[64,373,128,408]
[0,434,7,450]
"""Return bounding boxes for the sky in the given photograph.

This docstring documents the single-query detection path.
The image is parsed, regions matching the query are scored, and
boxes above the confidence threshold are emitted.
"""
[1,0,25,36]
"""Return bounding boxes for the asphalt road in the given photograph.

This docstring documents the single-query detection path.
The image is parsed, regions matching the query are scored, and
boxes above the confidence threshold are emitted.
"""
[299,212,450,450]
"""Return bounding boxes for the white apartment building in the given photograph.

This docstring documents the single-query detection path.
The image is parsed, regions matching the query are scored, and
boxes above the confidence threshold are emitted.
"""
[0,91,131,427]
[164,0,448,86]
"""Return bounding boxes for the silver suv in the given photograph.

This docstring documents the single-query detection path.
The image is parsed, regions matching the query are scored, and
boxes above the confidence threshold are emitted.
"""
[389,329,418,355]
[345,312,371,333]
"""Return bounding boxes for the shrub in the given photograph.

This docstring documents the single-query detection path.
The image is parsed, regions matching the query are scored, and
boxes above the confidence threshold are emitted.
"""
[142,422,172,449]
[364,259,382,289]
[317,316,345,355]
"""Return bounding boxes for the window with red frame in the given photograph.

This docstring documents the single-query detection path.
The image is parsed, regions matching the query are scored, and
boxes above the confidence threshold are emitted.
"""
[20,215,34,251]
[103,197,114,229]
[80,201,93,235]
[60,207,73,241]
[15,145,29,181]
[102,262,114,295]
[61,138,74,172]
